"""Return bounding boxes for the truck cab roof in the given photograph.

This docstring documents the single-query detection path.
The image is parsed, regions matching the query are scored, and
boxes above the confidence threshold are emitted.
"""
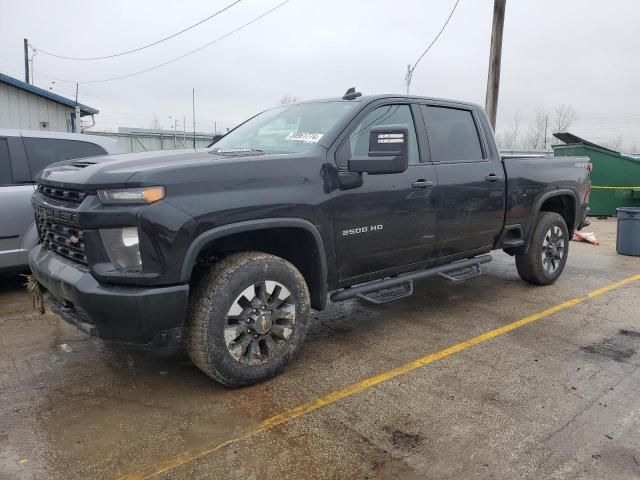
[293,94,484,112]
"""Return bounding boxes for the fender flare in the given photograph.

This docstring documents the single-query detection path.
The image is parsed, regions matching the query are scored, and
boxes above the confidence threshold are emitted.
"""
[526,188,579,248]
[179,218,328,301]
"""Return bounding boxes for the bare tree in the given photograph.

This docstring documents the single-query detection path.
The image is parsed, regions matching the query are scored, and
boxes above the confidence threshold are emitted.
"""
[602,135,623,151]
[550,104,577,134]
[524,108,547,150]
[279,94,297,105]
[500,113,522,149]
[150,114,163,130]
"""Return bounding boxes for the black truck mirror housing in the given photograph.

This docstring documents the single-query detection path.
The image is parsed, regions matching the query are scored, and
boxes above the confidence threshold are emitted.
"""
[348,125,409,175]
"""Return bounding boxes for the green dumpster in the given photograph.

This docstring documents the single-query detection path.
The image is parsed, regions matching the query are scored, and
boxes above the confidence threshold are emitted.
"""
[553,132,640,216]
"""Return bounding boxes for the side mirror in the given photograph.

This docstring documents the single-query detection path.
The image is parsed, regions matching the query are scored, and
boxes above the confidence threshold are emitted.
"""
[348,125,409,174]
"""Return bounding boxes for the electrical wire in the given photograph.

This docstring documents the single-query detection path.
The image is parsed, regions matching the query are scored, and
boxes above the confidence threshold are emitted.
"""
[33,0,243,61]
[407,0,461,87]
[48,0,291,84]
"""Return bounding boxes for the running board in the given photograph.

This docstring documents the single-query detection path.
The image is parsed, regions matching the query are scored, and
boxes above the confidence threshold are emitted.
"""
[357,281,414,304]
[330,255,492,303]
[438,264,482,282]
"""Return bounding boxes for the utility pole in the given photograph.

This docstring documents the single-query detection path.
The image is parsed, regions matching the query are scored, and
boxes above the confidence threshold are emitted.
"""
[183,115,186,144]
[544,115,548,150]
[192,88,196,149]
[173,118,177,148]
[484,0,506,130]
[74,83,81,133]
[405,64,413,95]
[24,39,30,84]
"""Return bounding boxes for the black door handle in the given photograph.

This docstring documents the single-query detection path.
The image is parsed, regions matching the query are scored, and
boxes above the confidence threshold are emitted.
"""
[412,179,434,189]
[484,174,499,182]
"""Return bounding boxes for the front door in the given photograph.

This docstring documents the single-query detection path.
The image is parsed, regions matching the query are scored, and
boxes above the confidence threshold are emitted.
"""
[331,103,437,283]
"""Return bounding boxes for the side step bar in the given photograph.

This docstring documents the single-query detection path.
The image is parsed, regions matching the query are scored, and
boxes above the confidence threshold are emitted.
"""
[330,255,492,303]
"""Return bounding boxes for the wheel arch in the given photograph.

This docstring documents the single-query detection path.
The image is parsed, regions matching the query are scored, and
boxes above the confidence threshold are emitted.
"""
[525,189,578,251]
[180,218,328,310]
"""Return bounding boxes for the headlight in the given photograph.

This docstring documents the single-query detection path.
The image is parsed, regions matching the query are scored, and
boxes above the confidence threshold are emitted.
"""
[99,227,142,272]
[98,186,165,205]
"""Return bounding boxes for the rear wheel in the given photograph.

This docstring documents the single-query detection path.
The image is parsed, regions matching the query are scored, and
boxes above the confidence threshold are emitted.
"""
[185,252,310,386]
[516,212,569,285]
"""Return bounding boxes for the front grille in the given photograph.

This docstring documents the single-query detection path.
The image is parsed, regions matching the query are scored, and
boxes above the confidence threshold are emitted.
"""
[37,184,88,204]
[34,205,87,266]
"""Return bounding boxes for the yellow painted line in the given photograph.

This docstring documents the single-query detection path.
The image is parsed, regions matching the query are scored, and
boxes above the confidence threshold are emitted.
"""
[591,186,640,190]
[117,273,640,480]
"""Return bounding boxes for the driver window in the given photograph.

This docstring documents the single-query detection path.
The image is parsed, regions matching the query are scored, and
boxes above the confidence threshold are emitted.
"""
[348,104,420,165]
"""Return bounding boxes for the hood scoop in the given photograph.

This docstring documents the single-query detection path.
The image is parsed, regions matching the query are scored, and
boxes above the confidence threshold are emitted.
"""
[72,160,97,168]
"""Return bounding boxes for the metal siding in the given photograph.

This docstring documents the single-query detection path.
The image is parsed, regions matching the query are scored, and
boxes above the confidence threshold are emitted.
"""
[0,83,8,128]
[27,90,40,129]
[17,89,33,129]
[46,99,58,131]
[0,84,74,132]
[7,85,21,128]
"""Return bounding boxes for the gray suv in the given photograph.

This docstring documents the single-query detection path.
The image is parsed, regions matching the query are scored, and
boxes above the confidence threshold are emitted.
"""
[0,130,122,271]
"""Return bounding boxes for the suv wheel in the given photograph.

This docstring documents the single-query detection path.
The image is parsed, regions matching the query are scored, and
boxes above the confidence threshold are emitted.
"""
[516,212,569,285]
[185,252,310,386]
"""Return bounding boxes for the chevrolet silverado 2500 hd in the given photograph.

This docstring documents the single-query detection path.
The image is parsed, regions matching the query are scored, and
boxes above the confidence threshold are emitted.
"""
[29,90,591,386]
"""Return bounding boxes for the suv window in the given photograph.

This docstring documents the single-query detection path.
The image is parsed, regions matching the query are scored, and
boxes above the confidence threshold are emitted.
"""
[348,104,420,165]
[421,106,483,163]
[0,138,12,185]
[23,138,106,180]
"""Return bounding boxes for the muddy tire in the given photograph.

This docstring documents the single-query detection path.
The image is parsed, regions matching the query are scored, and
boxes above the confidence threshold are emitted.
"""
[184,252,310,386]
[516,212,569,285]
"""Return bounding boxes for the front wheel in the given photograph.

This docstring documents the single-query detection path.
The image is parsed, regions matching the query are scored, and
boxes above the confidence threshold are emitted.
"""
[185,252,310,386]
[516,212,569,285]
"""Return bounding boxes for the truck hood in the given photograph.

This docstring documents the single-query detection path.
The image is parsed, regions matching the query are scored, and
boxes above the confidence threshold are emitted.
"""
[37,149,289,189]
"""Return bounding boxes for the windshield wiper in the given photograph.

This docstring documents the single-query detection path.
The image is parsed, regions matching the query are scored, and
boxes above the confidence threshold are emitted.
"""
[209,147,263,155]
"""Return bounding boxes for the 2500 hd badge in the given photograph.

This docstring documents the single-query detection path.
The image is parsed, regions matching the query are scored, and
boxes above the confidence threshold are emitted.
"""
[342,224,384,236]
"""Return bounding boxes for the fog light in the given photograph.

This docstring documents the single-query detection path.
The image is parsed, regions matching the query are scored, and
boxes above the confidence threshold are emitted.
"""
[100,227,142,271]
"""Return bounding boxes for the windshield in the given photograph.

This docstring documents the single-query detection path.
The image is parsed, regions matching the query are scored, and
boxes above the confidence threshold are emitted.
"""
[210,102,357,154]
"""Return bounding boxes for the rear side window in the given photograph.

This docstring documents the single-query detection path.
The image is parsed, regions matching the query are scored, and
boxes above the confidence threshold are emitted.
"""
[0,139,12,185]
[23,138,106,180]
[421,106,483,163]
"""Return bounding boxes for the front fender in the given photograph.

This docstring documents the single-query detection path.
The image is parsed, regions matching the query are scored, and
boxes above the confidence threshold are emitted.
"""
[179,218,328,309]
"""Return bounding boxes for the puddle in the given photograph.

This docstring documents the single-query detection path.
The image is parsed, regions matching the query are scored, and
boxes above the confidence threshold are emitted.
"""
[581,329,639,362]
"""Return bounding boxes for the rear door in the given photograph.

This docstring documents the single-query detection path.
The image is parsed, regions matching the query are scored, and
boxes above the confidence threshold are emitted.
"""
[331,102,438,282]
[420,104,505,256]
[0,136,35,269]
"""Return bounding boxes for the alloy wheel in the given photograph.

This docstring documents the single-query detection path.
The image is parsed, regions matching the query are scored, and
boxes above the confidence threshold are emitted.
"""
[224,280,296,365]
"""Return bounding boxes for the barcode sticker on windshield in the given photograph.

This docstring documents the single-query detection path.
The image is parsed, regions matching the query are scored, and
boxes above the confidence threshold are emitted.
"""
[285,132,323,143]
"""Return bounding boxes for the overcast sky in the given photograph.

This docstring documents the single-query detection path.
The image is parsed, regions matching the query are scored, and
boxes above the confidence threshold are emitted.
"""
[1,0,639,149]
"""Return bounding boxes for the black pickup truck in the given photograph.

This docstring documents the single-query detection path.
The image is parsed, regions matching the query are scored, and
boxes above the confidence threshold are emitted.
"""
[29,90,591,385]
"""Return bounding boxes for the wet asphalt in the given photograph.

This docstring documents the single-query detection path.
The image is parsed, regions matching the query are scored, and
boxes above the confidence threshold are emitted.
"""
[1,219,640,480]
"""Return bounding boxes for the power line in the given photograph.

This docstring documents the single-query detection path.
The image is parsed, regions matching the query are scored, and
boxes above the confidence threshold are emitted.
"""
[48,0,291,84]
[405,0,462,93]
[33,0,243,61]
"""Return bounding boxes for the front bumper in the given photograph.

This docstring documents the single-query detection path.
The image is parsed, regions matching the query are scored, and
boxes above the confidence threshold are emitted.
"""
[29,245,189,350]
